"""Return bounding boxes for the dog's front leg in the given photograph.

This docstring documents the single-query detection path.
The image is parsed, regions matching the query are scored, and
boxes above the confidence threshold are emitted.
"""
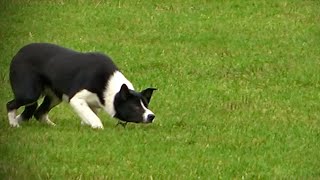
[69,97,104,129]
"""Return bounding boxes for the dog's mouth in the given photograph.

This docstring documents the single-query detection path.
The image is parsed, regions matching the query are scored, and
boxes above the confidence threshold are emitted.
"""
[115,117,154,127]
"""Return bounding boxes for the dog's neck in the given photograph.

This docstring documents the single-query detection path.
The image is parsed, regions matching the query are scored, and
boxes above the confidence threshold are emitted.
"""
[103,71,134,117]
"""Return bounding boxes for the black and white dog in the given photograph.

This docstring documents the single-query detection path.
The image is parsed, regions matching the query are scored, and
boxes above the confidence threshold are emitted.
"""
[6,43,156,129]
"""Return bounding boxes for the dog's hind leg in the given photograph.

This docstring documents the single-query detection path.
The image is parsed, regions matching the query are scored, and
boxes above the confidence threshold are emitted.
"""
[7,100,20,127]
[34,95,61,126]
[7,98,38,127]
[16,102,38,122]
[8,67,43,127]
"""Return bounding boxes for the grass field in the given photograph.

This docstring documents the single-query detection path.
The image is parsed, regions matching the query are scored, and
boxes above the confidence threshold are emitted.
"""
[0,0,320,179]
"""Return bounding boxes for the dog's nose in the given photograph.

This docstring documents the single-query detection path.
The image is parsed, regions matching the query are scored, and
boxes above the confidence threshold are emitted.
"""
[147,114,155,122]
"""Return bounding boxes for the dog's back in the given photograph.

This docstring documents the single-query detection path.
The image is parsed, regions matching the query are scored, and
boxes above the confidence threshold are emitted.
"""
[10,43,78,71]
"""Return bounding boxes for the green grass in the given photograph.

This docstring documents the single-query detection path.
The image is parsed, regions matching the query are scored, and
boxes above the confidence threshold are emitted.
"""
[0,0,320,178]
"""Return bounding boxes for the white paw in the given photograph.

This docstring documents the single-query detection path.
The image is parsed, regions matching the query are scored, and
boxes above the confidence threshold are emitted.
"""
[91,123,104,129]
[81,120,90,126]
[46,120,56,126]
[9,122,20,128]
[8,111,19,128]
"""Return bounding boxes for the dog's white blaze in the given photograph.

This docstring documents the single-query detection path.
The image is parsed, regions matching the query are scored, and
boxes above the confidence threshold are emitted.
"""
[8,110,19,127]
[141,101,154,122]
[103,71,134,117]
[69,90,104,129]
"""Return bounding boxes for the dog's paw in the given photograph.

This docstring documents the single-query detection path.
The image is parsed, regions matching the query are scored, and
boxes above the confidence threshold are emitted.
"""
[9,122,20,128]
[91,124,104,129]
[46,120,56,126]
[8,111,20,128]
[81,120,91,126]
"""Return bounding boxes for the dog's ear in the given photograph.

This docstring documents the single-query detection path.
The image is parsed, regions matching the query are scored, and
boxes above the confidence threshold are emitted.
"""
[141,88,157,103]
[119,84,130,101]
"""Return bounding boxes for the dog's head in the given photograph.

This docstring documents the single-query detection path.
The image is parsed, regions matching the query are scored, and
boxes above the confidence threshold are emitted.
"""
[113,84,157,123]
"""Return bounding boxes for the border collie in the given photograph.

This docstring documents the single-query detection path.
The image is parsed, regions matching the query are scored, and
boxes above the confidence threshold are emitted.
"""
[6,43,156,129]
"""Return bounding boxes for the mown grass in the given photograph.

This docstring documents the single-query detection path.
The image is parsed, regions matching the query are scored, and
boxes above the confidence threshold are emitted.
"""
[0,0,319,179]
